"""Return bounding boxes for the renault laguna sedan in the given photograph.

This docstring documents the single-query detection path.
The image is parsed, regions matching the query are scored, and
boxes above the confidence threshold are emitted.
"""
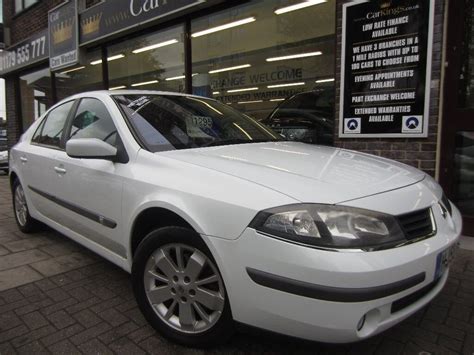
[9,91,461,347]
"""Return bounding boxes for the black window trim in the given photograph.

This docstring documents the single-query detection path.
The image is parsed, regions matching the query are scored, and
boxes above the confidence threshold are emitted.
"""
[31,99,78,151]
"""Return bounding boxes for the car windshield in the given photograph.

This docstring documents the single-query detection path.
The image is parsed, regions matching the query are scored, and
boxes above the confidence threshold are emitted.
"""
[113,94,281,152]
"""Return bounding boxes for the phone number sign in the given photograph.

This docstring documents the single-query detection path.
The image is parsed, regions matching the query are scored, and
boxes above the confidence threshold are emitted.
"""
[0,30,49,76]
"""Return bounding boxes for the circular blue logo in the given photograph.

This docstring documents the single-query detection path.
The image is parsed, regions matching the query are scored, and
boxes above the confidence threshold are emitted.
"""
[347,119,359,130]
[406,117,419,129]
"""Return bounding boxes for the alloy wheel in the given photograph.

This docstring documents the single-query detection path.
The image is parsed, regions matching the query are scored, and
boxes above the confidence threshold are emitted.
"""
[144,243,225,334]
[14,184,28,227]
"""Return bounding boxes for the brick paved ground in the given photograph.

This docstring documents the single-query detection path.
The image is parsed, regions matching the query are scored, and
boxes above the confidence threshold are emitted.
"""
[0,172,474,354]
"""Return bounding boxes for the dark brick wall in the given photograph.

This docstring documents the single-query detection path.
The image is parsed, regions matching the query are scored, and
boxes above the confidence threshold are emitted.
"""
[3,0,64,45]
[5,77,21,148]
[334,0,445,177]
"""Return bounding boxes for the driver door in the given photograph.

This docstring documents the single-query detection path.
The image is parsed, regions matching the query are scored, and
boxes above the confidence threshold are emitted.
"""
[53,97,127,258]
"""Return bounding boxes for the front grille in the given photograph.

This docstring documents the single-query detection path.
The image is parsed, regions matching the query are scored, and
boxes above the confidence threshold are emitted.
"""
[397,208,435,241]
[391,278,440,314]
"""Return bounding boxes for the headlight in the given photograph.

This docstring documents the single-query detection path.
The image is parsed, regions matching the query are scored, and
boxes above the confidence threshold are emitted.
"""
[249,204,406,250]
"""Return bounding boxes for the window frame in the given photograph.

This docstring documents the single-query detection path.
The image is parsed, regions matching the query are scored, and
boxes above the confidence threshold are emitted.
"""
[31,99,77,151]
[14,0,40,15]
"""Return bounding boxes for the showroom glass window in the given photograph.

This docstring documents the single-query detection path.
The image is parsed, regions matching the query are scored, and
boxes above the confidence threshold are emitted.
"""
[191,0,336,145]
[19,68,53,132]
[55,49,104,101]
[107,25,185,92]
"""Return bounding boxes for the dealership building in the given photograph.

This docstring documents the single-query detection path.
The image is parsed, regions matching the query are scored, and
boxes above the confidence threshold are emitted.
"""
[0,0,472,235]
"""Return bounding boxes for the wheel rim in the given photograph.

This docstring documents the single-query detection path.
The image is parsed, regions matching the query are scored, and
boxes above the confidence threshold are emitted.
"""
[14,184,28,227]
[144,243,225,334]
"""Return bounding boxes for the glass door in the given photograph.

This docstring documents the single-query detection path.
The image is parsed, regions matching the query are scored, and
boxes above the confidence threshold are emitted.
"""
[440,0,474,236]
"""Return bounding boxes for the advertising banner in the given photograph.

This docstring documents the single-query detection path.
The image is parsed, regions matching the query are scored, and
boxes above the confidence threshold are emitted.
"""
[0,30,49,76]
[79,0,208,45]
[339,0,434,138]
[49,0,79,71]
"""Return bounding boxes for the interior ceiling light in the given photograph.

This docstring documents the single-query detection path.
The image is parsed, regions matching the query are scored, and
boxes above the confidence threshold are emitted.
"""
[192,17,256,38]
[237,100,263,104]
[266,51,322,62]
[209,64,251,74]
[132,39,179,54]
[227,87,259,93]
[109,85,127,90]
[60,66,85,74]
[131,80,158,87]
[90,54,125,65]
[165,74,198,81]
[267,82,305,88]
[275,0,327,15]
[316,78,335,83]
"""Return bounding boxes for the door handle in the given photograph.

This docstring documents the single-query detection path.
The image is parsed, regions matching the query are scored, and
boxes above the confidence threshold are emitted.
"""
[20,157,28,163]
[54,167,67,175]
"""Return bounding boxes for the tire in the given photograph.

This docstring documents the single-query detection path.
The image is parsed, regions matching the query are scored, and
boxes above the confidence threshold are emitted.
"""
[12,179,40,233]
[132,226,234,348]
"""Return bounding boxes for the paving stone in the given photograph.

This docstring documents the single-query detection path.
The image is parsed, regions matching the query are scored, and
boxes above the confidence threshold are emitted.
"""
[98,308,128,327]
[463,333,474,355]
[109,337,146,355]
[30,253,98,277]
[0,311,23,332]
[17,283,42,298]
[47,339,81,355]
[69,322,112,345]
[0,266,43,295]
[78,338,114,355]
[46,310,76,330]
[41,298,78,316]
[17,340,49,354]
[40,242,82,258]
[98,321,140,345]
[40,324,85,346]
[438,334,463,352]
[0,245,10,256]
[12,325,57,348]
[127,325,156,343]
[0,342,17,355]
[0,249,50,271]
[21,311,49,330]
[4,236,56,253]
[73,309,102,328]
[0,324,29,343]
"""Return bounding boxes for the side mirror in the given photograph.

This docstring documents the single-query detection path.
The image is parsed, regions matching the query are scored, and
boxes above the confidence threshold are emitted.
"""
[66,138,118,161]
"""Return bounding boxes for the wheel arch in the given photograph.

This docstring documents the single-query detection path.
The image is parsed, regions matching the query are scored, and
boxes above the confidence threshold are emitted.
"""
[129,204,205,260]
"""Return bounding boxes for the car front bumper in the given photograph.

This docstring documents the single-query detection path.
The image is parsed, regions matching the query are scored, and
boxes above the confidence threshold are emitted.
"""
[203,202,462,343]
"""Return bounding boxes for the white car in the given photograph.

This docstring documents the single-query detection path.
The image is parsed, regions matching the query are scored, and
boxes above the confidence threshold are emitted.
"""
[9,91,461,347]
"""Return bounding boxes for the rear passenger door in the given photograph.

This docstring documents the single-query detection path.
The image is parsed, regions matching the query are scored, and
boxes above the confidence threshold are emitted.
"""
[53,97,126,258]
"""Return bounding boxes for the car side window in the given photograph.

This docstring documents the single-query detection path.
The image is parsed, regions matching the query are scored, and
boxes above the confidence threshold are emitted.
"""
[68,98,118,147]
[32,101,74,148]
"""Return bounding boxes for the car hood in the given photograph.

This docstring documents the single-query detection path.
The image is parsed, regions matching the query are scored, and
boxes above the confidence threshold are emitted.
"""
[159,142,426,204]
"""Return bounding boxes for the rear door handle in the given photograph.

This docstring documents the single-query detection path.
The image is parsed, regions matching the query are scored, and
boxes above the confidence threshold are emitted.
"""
[54,167,67,175]
[20,157,28,163]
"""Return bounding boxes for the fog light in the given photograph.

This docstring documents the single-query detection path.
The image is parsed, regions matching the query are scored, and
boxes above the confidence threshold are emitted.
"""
[357,314,366,331]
